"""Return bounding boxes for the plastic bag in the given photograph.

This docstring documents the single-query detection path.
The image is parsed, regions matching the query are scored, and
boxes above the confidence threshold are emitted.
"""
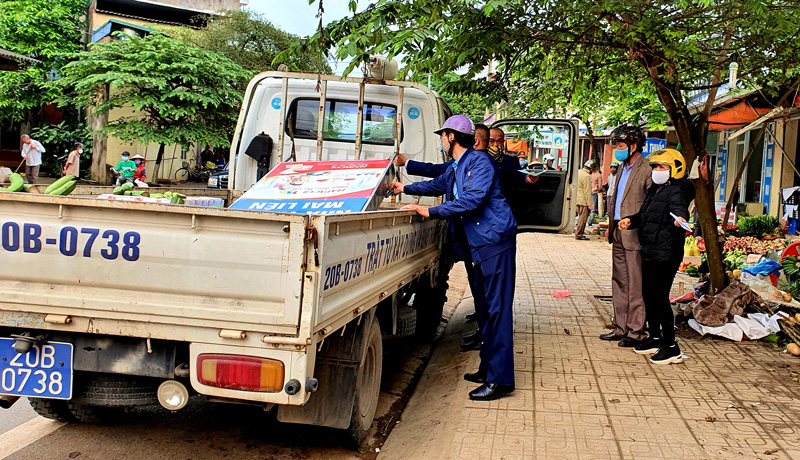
[688,318,743,341]
[134,179,149,188]
[552,289,571,298]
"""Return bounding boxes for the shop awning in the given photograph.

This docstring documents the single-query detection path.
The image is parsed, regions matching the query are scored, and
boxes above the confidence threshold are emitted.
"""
[708,101,772,130]
[728,106,787,140]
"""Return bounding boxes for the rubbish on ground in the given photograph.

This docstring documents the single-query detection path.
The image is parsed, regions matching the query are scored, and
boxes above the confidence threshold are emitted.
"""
[670,291,695,303]
[787,343,800,356]
[563,328,572,335]
[752,402,762,406]
[552,289,571,298]
[704,416,716,422]
[764,449,779,455]
[693,282,756,327]
[688,319,743,341]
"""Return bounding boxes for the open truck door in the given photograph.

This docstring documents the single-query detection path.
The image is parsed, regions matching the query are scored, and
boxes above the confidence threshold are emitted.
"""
[490,119,580,233]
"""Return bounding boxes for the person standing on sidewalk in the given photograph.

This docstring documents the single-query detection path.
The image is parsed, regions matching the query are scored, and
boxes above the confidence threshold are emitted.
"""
[20,134,45,184]
[617,149,694,364]
[63,142,82,178]
[589,163,602,225]
[390,115,517,401]
[575,161,593,240]
[602,125,652,347]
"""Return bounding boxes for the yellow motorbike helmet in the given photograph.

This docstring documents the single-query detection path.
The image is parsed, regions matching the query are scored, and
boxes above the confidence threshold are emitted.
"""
[649,148,686,179]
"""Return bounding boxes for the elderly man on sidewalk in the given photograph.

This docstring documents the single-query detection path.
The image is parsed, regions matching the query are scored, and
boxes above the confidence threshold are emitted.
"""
[575,160,593,240]
[20,134,45,184]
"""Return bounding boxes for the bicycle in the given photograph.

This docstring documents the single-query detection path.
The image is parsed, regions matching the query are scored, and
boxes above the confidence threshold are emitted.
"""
[174,159,213,184]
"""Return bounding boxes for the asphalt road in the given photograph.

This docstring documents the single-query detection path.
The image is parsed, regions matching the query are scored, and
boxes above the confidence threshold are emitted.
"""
[0,398,36,435]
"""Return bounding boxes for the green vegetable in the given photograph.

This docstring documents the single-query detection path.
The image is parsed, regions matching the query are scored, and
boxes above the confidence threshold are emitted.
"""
[44,175,75,194]
[49,180,76,196]
[0,173,25,192]
[121,182,134,191]
[736,215,779,237]
[112,187,124,195]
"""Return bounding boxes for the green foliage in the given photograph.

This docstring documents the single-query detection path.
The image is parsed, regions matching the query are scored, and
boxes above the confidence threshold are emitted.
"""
[172,10,330,74]
[54,33,251,149]
[0,0,87,122]
[736,215,780,237]
[31,115,92,177]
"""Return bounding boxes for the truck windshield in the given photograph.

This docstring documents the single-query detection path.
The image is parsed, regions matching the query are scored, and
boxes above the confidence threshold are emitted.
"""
[286,98,401,145]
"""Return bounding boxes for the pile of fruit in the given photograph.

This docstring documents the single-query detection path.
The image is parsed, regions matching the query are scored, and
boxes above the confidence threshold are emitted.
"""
[0,173,76,196]
[723,236,785,254]
[678,262,700,276]
[111,184,185,204]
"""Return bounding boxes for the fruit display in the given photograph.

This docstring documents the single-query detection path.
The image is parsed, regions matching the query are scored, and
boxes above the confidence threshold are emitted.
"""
[723,236,785,254]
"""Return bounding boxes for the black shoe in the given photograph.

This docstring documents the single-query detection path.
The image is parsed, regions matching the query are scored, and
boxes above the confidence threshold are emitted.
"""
[618,337,641,348]
[468,383,515,401]
[599,331,624,341]
[633,337,661,355]
[465,311,478,321]
[464,370,487,384]
[650,343,683,365]
[460,333,483,352]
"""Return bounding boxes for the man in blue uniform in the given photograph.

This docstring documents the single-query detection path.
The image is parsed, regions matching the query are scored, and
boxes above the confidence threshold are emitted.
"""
[390,115,517,401]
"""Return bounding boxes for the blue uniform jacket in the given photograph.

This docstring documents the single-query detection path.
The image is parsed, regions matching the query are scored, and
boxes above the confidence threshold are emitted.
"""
[406,152,528,198]
[404,148,517,264]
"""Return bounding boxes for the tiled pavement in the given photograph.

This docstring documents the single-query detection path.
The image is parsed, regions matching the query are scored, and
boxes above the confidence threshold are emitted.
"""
[380,232,800,460]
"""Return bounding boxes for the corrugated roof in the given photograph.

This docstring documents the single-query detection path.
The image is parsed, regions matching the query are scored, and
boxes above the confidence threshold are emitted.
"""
[0,48,40,64]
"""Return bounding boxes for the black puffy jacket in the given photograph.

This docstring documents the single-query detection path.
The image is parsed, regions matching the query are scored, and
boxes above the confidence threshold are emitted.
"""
[625,178,695,261]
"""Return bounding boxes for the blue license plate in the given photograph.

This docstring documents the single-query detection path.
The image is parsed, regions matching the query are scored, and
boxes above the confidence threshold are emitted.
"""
[0,338,73,400]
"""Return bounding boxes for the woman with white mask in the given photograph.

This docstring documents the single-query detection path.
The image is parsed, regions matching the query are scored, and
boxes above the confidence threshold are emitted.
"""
[617,149,694,365]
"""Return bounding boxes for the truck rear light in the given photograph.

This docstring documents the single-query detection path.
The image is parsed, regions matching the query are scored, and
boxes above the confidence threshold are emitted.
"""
[197,354,284,392]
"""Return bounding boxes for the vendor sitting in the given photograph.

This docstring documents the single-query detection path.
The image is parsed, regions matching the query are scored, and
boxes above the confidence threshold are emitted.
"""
[111,151,136,186]
[132,154,147,186]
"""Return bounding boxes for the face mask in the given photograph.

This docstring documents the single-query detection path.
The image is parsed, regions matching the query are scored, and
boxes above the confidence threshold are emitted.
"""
[78,149,83,154]
[440,137,447,157]
[121,156,129,161]
[487,145,503,160]
[652,169,671,185]
[614,147,630,162]
[135,160,141,165]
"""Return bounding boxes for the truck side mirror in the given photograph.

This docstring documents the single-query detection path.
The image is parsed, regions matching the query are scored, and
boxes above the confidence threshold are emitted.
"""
[245,133,273,181]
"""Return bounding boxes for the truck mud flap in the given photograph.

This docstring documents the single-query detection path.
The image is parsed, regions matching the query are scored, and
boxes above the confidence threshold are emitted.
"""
[277,310,375,429]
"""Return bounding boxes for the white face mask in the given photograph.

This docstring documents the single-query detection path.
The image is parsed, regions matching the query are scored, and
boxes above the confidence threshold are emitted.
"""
[652,169,671,185]
[78,149,83,154]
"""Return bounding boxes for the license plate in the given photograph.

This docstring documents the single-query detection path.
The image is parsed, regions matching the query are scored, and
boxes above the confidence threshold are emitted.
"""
[0,338,73,400]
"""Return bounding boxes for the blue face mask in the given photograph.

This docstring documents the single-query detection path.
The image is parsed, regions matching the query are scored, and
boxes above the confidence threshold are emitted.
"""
[614,147,629,162]
[440,137,447,157]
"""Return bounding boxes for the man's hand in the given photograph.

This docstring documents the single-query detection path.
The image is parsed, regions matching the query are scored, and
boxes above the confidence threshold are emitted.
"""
[393,153,408,167]
[605,230,609,242]
[618,218,631,229]
[389,181,405,195]
[525,174,538,184]
[673,215,687,227]
[401,204,430,218]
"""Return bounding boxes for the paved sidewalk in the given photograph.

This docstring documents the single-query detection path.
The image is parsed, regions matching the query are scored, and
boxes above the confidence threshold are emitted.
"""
[380,232,800,460]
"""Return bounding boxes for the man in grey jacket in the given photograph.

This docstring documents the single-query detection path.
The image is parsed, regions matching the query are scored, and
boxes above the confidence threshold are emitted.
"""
[602,126,652,348]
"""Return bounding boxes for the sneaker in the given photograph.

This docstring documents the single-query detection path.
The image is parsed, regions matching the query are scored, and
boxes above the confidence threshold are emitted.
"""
[650,344,683,365]
[634,337,661,355]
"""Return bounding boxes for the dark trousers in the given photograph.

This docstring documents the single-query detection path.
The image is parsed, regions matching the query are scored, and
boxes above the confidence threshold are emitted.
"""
[642,257,682,345]
[25,165,40,184]
[611,234,646,340]
[465,262,485,340]
[474,246,516,386]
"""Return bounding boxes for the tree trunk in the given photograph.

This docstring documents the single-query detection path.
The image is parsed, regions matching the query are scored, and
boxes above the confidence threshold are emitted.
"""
[582,117,596,162]
[89,84,109,184]
[151,142,165,185]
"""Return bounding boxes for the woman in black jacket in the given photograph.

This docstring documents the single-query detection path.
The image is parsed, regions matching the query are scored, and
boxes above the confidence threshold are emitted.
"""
[618,149,695,365]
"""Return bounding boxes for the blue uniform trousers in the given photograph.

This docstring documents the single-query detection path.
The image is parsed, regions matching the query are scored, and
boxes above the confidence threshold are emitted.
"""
[474,245,516,386]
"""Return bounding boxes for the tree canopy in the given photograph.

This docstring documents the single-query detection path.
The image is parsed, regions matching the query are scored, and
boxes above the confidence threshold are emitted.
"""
[55,32,251,180]
[0,0,86,124]
[174,9,330,75]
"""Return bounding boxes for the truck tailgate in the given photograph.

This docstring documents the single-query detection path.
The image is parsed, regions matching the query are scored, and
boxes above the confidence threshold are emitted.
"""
[0,194,308,341]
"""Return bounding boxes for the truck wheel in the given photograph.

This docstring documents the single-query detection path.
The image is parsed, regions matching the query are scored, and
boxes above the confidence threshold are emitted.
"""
[76,374,159,407]
[66,400,125,424]
[386,305,416,339]
[346,317,383,448]
[28,398,76,422]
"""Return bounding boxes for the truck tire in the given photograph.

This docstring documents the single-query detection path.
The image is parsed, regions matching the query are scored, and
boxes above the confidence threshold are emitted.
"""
[76,374,159,407]
[387,305,416,339]
[66,400,125,424]
[415,251,454,340]
[28,398,76,422]
[346,317,383,448]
